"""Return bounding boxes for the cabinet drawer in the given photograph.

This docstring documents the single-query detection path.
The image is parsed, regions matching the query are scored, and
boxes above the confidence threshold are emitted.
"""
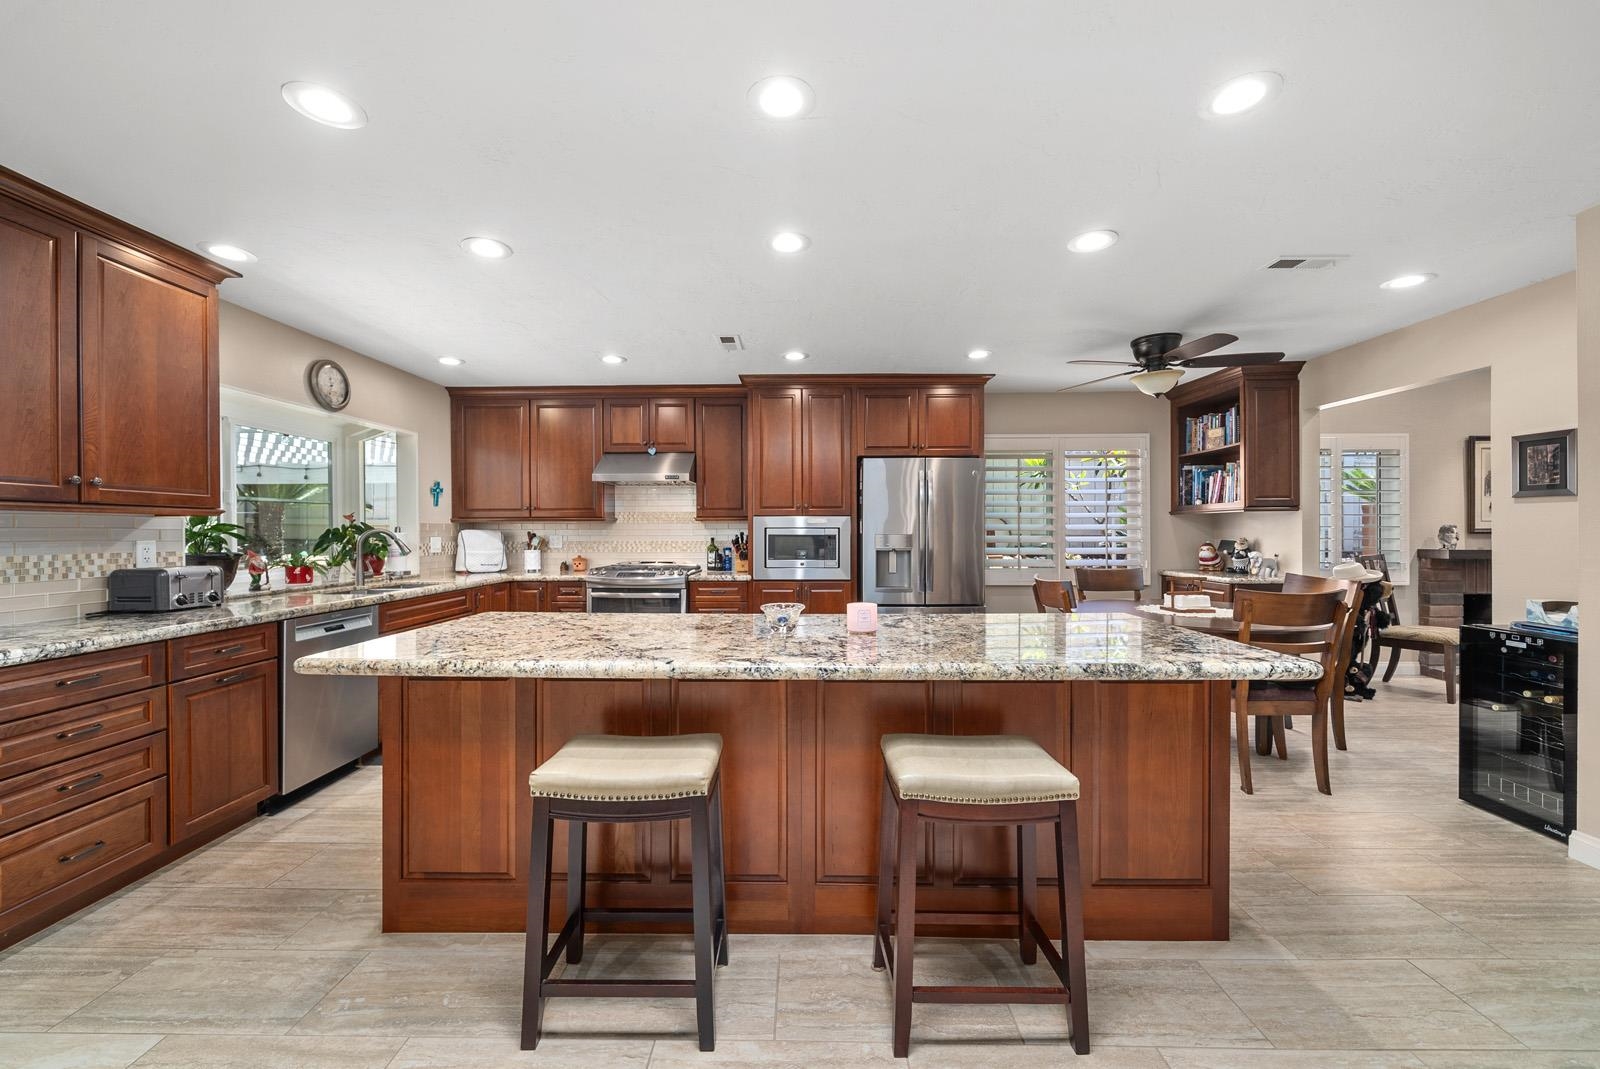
[0,779,166,922]
[168,624,277,682]
[0,734,167,837]
[548,581,587,612]
[0,686,167,780]
[379,591,476,634]
[0,644,165,724]
[689,583,749,613]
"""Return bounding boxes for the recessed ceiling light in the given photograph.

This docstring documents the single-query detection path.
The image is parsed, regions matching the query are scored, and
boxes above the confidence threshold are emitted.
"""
[460,236,513,259]
[601,353,627,365]
[750,75,815,119]
[199,242,256,264]
[1379,273,1436,290]
[770,231,810,253]
[1204,72,1283,118]
[280,81,368,129]
[1067,229,1118,253]
[437,356,464,367]
[783,350,809,362]
[967,349,992,361]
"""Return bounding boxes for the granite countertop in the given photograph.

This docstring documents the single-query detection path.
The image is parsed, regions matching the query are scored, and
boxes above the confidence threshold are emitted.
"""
[294,611,1322,683]
[0,573,516,668]
[1160,570,1283,584]
[688,573,751,582]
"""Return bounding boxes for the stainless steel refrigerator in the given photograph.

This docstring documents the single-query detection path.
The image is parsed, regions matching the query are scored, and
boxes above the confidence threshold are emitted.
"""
[859,456,985,610]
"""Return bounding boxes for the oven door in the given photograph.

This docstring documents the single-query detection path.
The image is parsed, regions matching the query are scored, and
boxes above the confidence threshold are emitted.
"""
[585,585,686,613]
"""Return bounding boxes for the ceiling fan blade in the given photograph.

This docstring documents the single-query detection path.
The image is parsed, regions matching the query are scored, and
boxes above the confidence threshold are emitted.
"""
[1068,359,1140,367]
[1162,332,1238,363]
[1055,370,1137,393]
[1178,352,1285,368]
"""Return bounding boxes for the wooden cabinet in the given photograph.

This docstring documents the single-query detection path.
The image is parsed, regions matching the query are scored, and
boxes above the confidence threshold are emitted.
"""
[1161,575,1282,606]
[473,583,510,612]
[695,396,747,520]
[748,385,852,515]
[856,384,983,456]
[532,399,609,518]
[748,580,851,613]
[511,582,545,612]
[688,581,749,614]
[168,624,277,682]
[379,590,477,635]
[603,397,694,453]
[1167,363,1303,513]
[452,397,531,519]
[546,581,587,612]
[167,660,277,846]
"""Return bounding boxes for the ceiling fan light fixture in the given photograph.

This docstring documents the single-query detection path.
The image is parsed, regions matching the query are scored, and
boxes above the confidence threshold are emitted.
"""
[1204,71,1282,118]
[1129,367,1185,397]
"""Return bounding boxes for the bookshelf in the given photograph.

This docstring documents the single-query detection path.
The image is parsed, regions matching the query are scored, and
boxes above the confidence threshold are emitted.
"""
[1166,363,1303,514]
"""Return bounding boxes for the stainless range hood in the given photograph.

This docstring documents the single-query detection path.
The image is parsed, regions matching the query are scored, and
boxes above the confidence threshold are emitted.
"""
[592,452,696,484]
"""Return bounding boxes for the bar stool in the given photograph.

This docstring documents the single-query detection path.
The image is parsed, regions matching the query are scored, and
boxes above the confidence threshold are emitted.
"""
[522,733,728,1052]
[873,734,1089,1057]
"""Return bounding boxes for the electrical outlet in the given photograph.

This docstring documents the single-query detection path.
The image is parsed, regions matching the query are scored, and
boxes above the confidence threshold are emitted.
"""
[428,535,444,554]
[136,540,157,567]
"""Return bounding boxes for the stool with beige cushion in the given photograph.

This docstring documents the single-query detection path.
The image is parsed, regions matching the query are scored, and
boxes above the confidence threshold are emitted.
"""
[1359,553,1458,704]
[872,734,1089,1057]
[522,734,728,1051]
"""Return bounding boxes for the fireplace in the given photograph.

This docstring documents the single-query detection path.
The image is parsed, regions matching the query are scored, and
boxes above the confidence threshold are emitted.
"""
[1415,549,1492,679]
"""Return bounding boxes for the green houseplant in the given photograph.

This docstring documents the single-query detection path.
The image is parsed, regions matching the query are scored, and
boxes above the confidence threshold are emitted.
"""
[183,516,248,588]
[313,513,389,578]
[276,548,323,586]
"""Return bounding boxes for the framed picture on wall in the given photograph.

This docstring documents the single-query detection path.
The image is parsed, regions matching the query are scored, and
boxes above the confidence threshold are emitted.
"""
[1465,435,1492,532]
[1511,428,1576,498]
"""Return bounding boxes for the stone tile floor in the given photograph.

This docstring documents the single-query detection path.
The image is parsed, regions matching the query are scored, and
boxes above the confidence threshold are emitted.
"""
[4,676,1599,1067]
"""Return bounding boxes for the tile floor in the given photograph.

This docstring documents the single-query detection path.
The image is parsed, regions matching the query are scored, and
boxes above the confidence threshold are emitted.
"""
[4,676,1599,1067]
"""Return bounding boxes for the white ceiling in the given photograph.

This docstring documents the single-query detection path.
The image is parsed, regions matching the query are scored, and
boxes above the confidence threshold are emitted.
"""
[3,1,1598,392]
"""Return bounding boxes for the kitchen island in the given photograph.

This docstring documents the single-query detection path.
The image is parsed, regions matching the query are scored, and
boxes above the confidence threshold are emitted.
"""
[295,611,1319,941]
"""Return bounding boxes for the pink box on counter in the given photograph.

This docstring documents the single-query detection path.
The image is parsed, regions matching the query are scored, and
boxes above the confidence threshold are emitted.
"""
[846,602,879,633]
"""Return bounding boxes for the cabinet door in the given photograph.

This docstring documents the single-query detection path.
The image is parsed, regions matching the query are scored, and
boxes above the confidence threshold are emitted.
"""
[801,582,852,614]
[511,582,545,612]
[531,399,606,517]
[749,580,802,608]
[855,387,918,455]
[167,661,277,845]
[694,397,746,519]
[0,195,79,503]
[1240,377,1299,509]
[800,387,852,514]
[78,237,219,510]
[919,386,983,454]
[749,388,804,514]
[476,583,510,612]
[648,398,695,452]
[452,398,531,519]
[602,399,649,452]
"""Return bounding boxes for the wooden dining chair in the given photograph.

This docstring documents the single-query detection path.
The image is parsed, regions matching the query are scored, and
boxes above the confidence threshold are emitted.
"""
[1359,554,1458,704]
[1032,576,1079,613]
[1070,566,1143,603]
[1280,573,1360,750]
[1232,589,1350,796]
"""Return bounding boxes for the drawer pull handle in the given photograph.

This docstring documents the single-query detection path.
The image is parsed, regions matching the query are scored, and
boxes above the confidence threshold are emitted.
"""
[59,840,107,864]
[215,671,250,686]
[212,644,246,656]
[58,772,106,793]
[55,672,104,689]
[55,722,105,741]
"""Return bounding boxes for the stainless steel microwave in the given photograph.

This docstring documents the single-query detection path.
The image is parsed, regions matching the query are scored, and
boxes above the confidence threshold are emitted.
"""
[752,515,852,581]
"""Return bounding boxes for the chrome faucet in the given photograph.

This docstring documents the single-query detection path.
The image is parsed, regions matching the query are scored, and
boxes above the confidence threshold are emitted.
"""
[353,529,415,593]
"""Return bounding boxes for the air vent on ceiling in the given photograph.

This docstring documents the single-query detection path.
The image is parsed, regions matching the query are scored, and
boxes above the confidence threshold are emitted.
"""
[1265,255,1348,270]
[718,334,745,352]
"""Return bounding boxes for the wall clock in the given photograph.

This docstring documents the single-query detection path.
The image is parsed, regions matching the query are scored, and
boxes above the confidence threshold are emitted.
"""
[307,359,351,411]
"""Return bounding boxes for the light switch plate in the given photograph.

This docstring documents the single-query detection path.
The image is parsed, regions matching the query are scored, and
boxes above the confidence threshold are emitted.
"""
[135,540,157,567]
[548,533,565,549]
[428,535,444,554]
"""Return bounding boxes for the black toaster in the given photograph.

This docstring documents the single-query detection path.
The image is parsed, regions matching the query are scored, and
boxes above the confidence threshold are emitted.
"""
[107,566,225,612]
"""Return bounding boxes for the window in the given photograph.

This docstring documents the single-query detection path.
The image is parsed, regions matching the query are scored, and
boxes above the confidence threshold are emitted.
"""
[359,431,399,527]
[984,434,1148,585]
[1319,433,1409,583]
[232,425,334,555]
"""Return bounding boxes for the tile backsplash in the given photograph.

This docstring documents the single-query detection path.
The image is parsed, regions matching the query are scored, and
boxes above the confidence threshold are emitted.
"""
[0,512,186,625]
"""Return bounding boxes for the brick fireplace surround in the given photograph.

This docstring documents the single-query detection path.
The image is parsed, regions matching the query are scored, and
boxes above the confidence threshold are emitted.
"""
[1415,549,1492,678]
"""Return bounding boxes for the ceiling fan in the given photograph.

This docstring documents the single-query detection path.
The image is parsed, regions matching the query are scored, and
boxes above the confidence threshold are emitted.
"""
[1057,332,1285,397]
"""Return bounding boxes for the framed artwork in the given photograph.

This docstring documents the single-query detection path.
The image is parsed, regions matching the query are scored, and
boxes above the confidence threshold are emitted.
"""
[1511,428,1576,498]
[1465,435,1492,532]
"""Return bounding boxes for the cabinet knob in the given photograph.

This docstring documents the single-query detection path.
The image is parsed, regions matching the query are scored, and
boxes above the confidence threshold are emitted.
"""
[89,476,104,487]
[67,474,82,485]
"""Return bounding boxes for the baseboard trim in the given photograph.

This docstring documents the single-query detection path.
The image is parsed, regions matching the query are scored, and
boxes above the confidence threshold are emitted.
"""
[1570,830,1600,872]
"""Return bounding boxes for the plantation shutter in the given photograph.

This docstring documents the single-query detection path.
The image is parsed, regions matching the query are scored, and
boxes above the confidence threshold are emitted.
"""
[984,449,1057,576]
[1060,446,1144,568]
[1319,438,1408,581]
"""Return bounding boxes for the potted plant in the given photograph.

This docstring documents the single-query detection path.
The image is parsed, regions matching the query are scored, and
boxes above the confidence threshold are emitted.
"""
[278,549,322,586]
[314,513,391,579]
[184,516,247,587]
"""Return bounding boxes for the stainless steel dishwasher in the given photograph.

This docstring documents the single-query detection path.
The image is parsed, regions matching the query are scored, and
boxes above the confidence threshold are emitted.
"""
[280,607,379,794]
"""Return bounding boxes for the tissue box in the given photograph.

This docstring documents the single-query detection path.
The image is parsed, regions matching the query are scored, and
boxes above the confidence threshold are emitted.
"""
[1165,593,1212,611]
[1525,600,1578,633]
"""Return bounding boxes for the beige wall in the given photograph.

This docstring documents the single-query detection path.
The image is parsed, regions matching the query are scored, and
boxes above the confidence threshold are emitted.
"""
[218,302,453,527]
[1320,369,1491,635]
[1576,206,1600,842]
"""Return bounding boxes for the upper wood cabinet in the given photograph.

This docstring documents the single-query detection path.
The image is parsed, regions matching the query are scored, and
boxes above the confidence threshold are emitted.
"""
[0,170,235,513]
[856,383,983,456]
[532,398,608,518]
[1166,362,1304,514]
[452,397,532,518]
[694,396,746,520]
[748,385,852,515]
[603,397,694,453]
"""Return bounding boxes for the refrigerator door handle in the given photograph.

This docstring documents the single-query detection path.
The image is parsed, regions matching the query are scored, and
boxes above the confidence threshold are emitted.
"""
[920,463,932,598]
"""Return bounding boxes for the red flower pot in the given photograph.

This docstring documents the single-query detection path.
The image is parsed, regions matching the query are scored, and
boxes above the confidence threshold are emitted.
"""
[284,565,315,585]
[363,554,385,577]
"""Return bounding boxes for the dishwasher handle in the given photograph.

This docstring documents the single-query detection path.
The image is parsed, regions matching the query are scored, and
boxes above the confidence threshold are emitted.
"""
[293,614,376,644]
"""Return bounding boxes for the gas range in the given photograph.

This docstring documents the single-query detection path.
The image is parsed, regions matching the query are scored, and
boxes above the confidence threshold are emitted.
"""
[583,562,701,612]
[583,561,703,587]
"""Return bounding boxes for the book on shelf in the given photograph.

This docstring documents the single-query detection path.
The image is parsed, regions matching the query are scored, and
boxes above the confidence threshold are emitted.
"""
[1179,461,1240,506]
[1182,406,1239,453]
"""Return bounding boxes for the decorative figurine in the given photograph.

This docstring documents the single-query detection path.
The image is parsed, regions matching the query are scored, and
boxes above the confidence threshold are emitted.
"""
[1438,523,1460,550]
[1197,541,1223,572]
[429,480,444,507]
[1230,535,1252,573]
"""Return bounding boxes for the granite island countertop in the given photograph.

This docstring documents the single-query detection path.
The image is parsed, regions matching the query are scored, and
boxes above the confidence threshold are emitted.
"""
[294,611,1322,683]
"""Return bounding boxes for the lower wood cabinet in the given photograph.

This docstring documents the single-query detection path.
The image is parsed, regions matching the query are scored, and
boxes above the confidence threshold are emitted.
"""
[379,589,477,634]
[546,581,587,612]
[511,581,545,612]
[748,580,852,614]
[473,583,510,612]
[167,660,278,846]
[688,582,749,614]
